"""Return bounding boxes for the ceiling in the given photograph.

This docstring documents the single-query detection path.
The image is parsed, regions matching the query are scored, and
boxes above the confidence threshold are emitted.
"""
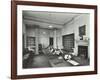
[23,11,81,29]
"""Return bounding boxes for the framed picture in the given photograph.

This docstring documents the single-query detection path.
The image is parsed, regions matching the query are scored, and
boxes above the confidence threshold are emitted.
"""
[11,0,97,79]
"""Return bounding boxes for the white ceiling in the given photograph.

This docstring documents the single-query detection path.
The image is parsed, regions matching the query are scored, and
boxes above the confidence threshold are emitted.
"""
[23,11,80,29]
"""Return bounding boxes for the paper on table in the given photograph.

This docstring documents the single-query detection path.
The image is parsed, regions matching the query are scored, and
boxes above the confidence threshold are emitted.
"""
[67,60,79,66]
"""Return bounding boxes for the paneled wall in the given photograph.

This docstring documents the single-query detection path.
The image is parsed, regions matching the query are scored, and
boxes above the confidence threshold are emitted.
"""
[25,27,63,49]
[62,14,90,57]
[26,26,54,48]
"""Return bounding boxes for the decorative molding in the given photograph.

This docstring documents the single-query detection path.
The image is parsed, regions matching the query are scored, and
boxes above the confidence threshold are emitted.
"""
[24,16,63,25]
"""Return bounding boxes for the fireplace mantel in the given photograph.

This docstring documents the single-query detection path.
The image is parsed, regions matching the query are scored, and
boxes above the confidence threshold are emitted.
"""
[75,40,89,46]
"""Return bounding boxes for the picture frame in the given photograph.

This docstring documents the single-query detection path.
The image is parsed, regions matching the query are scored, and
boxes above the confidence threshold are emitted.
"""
[11,0,97,79]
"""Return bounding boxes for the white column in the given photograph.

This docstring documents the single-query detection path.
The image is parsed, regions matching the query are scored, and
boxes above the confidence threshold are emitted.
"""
[35,27,39,55]
[54,29,57,49]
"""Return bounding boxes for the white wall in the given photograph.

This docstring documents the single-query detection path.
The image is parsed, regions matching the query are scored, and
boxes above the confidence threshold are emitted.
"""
[25,20,63,48]
[62,14,90,56]
[39,28,50,48]
[62,14,90,37]
[24,18,63,48]
[26,26,54,48]
[0,0,100,80]
[22,22,26,34]
[26,27,35,37]
[26,27,63,49]
[56,29,63,49]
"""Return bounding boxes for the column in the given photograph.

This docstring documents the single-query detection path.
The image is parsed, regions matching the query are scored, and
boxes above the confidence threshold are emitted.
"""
[54,29,57,49]
[35,25,39,55]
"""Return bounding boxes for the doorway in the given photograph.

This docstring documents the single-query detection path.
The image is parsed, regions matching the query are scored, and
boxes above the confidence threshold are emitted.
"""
[49,37,53,46]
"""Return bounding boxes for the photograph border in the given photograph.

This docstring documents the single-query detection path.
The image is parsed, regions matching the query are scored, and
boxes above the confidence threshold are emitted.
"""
[11,1,97,79]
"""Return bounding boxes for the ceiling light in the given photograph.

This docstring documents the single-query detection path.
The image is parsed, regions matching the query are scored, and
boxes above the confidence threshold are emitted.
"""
[49,25,53,28]
[43,31,46,34]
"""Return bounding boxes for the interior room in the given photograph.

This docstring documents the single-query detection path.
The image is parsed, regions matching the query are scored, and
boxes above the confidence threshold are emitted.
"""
[22,11,90,68]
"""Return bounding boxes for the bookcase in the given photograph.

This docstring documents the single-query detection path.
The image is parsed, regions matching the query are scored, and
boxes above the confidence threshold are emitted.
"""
[63,33,74,50]
[26,37,35,47]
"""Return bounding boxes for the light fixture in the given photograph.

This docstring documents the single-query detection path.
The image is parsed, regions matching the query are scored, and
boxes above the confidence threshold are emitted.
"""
[43,31,46,34]
[48,13,53,28]
[49,25,53,28]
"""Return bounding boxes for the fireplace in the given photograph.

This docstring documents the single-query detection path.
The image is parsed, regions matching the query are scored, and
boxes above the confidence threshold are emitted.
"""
[78,46,88,59]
